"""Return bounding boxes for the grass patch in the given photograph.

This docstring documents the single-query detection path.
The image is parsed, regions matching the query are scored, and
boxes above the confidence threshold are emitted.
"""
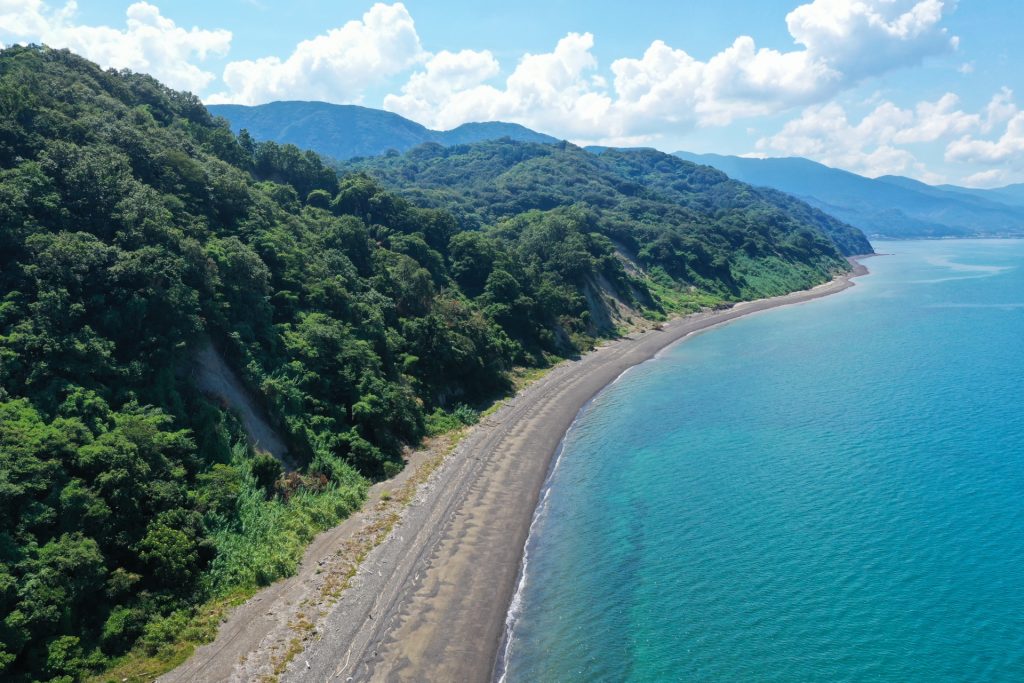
[424,404,480,436]
[647,279,726,315]
[91,447,367,683]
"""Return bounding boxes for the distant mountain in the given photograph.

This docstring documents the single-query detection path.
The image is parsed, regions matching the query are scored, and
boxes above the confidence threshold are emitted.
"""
[675,152,1024,238]
[208,101,559,161]
[433,121,557,146]
[930,181,1024,208]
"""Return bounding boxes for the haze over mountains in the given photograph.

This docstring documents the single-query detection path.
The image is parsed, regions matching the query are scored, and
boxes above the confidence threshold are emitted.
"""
[211,102,1024,240]
[675,152,1024,239]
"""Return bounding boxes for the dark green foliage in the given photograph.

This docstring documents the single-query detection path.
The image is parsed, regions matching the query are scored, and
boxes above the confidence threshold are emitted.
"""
[341,141,868,303]
[0,45,868,681]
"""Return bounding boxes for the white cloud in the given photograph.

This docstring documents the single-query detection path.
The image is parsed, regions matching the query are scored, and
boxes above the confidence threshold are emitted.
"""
[208,2,427,105]
[755,91,1005,182]
[756,89,1024,186]
[981,87,1017,132]
[890,93,979,143]
[2,0,960,147]
[946,113,1024,165]
[785,0,955,79]
[0,1,231,92]
[385,32,617,140]
[382,48,500,127]
[383,0,957,142]
[757,101,921,177]
[962,168,1008,188]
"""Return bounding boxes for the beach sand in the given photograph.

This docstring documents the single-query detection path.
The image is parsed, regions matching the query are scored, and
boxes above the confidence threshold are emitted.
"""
[163,261,868,683]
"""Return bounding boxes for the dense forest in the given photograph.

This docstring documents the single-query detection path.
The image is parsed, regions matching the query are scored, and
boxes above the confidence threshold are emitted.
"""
[0,46,866,682]
[340,141,872,293]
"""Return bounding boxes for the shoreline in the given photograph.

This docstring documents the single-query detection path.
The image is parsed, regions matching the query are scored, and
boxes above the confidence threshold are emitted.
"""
[296,259,869,683]
[493,258,871,681]
[163,259,869,682]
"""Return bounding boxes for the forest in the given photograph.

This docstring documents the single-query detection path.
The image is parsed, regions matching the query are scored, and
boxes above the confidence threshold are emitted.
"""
[0,46,865,681]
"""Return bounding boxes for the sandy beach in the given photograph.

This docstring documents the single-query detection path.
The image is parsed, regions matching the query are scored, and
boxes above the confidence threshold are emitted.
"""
[163,260,868,683]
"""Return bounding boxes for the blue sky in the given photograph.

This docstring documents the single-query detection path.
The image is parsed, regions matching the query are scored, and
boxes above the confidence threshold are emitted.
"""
[3,1,1022,187]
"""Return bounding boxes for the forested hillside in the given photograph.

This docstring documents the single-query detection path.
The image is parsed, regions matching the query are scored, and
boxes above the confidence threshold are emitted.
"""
[342,141,871,297]
[0,46,864,682]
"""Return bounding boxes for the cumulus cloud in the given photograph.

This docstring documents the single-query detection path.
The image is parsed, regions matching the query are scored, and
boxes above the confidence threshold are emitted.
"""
[946,115,1024,166]
[756,91,1010,181]
[383,0,957,142]
[962,168,1009,188]
[943,89,1024,184]
[382,48,501,127]
[785,0,955,79]
[385,32,620,139]
[207,2,427,105]
[0,0,231,92]
[2,0,960,145]
[757,101,923,178]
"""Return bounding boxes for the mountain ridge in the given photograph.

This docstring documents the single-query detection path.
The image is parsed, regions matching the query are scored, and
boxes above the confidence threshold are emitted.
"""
[208,101,559,161]
[675,151,1024,238]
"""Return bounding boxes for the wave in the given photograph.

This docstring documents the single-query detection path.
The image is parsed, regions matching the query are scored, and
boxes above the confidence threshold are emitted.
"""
[925,256,1013,274]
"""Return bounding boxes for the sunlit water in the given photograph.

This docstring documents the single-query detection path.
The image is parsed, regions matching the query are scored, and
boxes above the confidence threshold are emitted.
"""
[501,240,1024,682]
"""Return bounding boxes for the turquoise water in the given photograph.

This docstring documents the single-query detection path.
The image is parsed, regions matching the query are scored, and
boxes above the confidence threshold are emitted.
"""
[501,240,1024,682]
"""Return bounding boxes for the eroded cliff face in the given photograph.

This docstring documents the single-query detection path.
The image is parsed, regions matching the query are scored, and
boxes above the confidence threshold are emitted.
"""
[193,342,291,468]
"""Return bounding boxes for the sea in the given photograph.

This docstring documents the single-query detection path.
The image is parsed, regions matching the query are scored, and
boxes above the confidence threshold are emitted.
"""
[500,240,1024,682]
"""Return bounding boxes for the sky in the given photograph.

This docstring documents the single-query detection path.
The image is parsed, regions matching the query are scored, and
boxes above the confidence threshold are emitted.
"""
[2,0,1022,187]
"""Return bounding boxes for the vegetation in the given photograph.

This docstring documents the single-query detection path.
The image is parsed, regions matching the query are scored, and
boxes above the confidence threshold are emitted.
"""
[340,140,870,301]
[0,45,865,681]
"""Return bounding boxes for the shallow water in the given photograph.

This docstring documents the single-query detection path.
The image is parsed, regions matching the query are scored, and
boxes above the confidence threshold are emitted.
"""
[502,240,1024,682]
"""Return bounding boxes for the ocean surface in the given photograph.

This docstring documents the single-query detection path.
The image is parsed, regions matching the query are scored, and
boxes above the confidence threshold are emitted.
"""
[501,240,1024,682]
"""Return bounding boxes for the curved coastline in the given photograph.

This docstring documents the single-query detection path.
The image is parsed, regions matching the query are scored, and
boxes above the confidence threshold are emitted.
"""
[168,259,868,682]
[492,259,871,682]
[296,260,869,683]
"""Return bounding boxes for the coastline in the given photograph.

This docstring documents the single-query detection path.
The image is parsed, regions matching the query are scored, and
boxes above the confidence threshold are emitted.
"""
[297,259,868,683]
[492,259,871,681]
[164,259,869,682]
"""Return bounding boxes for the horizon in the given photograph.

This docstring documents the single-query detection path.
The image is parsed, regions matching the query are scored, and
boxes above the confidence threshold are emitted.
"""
[2,1,1021,188]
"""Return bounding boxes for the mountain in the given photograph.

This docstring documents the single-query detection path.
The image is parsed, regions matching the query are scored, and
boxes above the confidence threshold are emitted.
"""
[0,45,865,683]
[340,140,871,267]
[675,151,1024,238]
[981,184,1024,206]
[931,181,1024,208]
[431,120,557,146]
[208,101,559,161]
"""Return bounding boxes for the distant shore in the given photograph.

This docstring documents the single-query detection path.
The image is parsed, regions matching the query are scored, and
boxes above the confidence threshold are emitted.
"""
[285,258,870,683]
[163,259,869,682]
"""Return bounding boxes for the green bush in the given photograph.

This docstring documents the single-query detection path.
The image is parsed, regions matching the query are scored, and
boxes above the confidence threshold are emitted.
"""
[425,404,481,436]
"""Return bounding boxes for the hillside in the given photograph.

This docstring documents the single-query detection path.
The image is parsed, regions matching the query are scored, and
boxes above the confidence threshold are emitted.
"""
[341,140,871,291]
[676,151,1024,238]
[208,101,559,161]
[0,45,864,683]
